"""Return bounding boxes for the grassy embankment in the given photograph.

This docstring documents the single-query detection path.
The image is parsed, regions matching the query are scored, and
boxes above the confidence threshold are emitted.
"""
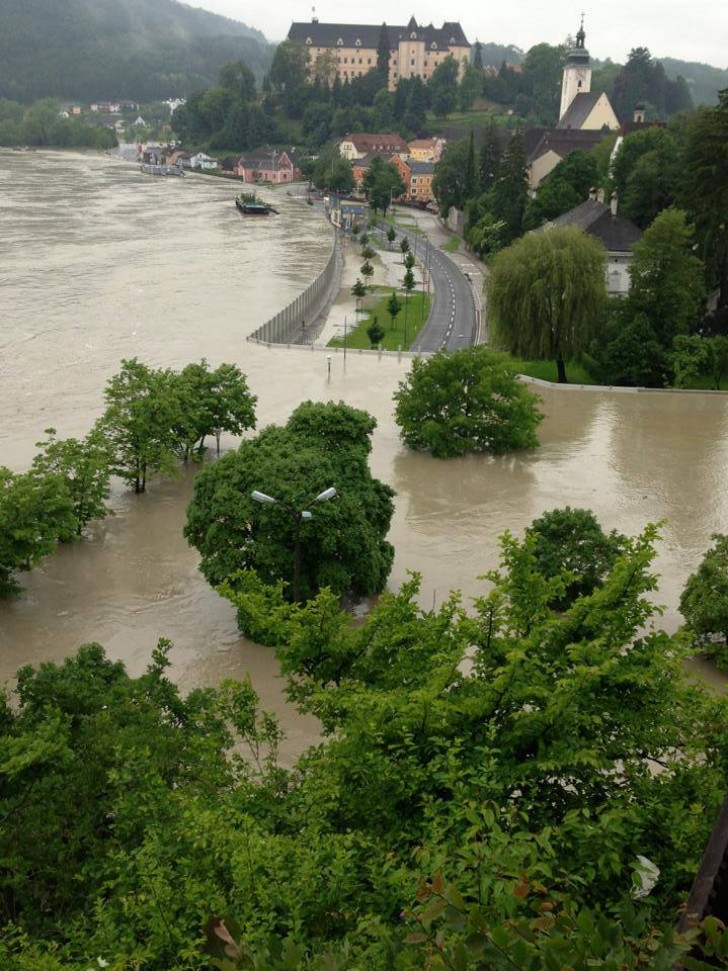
[328,286,431,351]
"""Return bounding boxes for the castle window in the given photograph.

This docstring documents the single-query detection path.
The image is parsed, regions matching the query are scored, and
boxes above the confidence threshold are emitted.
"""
[306,37,312,45]
[449,36,456,44]
[431,41,437,49]
[410,31,417,39]
[355,38,361,47]
[336,38,343,46]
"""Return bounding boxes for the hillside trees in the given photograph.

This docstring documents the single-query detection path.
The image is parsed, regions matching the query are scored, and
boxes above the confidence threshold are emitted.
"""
[627,207,705,346]
[428,55,459,118]
[611,47,693,121]
[488,226,607,382]
[611,125,680,228]
[393,347,543,457]
[679,89,728,311]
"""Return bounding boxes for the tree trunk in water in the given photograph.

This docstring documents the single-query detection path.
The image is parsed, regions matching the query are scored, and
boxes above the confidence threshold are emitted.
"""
[556,357,568,384]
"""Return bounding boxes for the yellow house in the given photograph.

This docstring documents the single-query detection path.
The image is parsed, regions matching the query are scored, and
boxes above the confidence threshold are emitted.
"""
[407,138,446,162]
[287,17,470,91]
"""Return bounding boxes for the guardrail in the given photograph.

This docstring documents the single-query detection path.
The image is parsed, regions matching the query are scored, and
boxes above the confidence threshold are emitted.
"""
[248,238,338,344]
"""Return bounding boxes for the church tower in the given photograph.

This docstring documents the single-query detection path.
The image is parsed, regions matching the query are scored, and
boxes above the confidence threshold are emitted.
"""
[559,18,592,120]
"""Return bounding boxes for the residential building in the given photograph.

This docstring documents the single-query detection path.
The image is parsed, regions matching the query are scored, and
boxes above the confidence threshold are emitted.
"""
[408,137,446,162]
[541,192,642,296]
[389,155,435,204]
[287,17,470,91]
[339,133,410,161]
[189,153,219,171]
[524,128,608,190]
[234,150,301,184]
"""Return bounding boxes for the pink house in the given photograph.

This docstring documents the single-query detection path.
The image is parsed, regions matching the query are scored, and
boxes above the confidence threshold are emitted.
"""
[234,150,301,184]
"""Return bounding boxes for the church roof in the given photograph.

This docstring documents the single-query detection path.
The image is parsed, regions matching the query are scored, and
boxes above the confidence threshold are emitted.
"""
[546,199,642,252]
[524,127,607,163]
[557,92,604,130]
[287,20,470,49]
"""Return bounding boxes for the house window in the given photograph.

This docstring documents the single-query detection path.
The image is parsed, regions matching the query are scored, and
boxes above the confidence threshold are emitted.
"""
[343,57,347,63]
[411,58,415,66]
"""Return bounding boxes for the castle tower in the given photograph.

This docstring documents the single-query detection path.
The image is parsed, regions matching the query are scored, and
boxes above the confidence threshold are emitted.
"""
[559,18,592,120]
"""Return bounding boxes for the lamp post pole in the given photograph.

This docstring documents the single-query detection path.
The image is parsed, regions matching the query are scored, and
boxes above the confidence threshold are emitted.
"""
[251,486,337,602]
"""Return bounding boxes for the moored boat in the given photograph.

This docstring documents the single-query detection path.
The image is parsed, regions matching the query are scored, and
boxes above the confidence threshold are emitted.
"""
[235,192,279,215]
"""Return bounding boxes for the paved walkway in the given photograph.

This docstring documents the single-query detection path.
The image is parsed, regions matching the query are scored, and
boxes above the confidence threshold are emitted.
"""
[299,204,486,350]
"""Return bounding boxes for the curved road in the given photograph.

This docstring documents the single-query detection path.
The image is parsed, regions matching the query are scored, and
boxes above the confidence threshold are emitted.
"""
[397,226,478,352]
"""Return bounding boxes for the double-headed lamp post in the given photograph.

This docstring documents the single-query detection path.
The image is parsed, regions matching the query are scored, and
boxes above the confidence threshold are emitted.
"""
[251,486,337,602]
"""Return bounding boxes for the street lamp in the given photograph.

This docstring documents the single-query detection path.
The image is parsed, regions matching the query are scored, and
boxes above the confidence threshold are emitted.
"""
[251,486,337,602]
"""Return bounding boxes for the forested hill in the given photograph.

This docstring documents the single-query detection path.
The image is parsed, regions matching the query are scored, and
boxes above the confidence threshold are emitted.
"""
[660,58,728,106]
[0,0,274,103]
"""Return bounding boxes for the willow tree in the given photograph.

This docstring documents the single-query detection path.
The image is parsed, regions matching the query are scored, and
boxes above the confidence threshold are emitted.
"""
[488,226,607,383]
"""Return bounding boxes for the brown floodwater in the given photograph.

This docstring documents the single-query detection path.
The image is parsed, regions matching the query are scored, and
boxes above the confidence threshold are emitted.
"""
[1,150,727,758]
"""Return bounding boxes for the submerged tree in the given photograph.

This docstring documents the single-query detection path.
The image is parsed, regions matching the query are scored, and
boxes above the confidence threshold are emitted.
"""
[184,400,395,606]
[393,347,543,457]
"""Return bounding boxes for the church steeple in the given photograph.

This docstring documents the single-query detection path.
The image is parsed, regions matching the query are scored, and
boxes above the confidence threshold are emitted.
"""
[559,16,592,120]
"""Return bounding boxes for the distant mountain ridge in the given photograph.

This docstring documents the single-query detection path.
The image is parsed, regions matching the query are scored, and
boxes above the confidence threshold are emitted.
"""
[0,0,273,103]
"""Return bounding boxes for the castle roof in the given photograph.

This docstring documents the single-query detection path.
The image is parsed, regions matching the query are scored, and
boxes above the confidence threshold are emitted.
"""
[287,20,470,50]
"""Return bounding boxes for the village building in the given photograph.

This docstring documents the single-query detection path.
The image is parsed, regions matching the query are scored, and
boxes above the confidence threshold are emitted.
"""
[287,17,470,91]
[407,137,446,162]
[339,133,410,161]
[233,149,302,184]
[541,191,642,296]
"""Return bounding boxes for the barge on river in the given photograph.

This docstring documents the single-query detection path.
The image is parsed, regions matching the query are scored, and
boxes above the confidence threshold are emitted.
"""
[235,192,279,215]
[140,162,184,177]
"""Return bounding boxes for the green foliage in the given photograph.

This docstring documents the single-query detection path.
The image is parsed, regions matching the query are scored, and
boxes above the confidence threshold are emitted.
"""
[680,533,728,666]
[433,138,471,216]
[174,360,257,460]
[386,290,402,327]
[611,126,680,229]
[628,208,705,346]
[524,151,602,230]
[678,90,728,309]
[611,47,694,123]
[393,347,543,457]
[31,427,113,538]
[366,318,385,347]
[361,155,405,214]
[98,358,183,494]
[0,466,75,596]
[3,525,728,967]
[428,56,459,119]
[488,226,607,382]
[184,400,395,605]
[525,507,627,611]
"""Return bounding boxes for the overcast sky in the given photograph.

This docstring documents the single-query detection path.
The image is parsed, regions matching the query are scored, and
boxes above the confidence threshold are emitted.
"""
[185,0,728,69]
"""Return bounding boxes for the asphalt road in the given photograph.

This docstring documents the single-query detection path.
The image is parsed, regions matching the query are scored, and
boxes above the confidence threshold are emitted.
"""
[399,227,478,352]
